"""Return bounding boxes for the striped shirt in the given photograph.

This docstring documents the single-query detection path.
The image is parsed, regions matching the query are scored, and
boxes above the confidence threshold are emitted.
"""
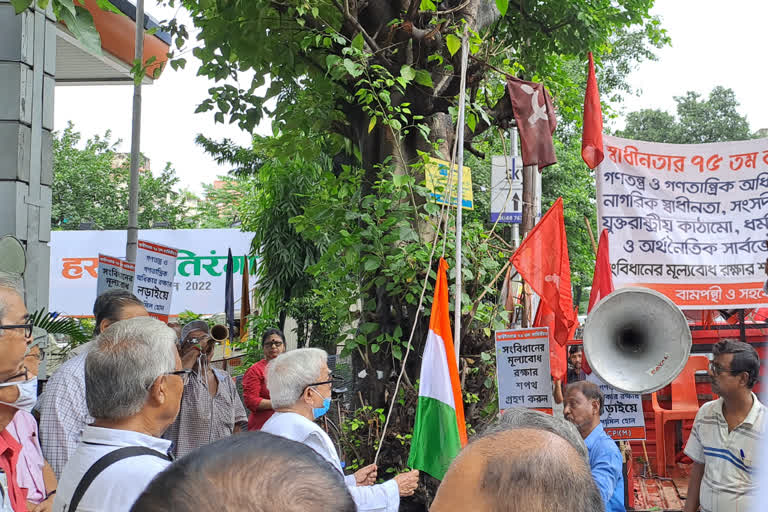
[684,393,766,512]
[38,352,94,478]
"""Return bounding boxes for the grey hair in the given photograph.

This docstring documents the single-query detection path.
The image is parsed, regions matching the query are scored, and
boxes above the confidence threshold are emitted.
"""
[0,271,24,329]
[85,316,178,420]
[267,348,328,409]
[480,408,588,460]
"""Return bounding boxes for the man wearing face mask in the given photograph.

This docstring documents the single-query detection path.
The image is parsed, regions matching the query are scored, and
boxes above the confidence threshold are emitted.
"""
[162,321,247,458]
[261,348,419,512]
[0,273,34,511]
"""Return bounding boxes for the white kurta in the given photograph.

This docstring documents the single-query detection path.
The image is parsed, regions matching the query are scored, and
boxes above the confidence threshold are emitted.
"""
[262,412,400,512]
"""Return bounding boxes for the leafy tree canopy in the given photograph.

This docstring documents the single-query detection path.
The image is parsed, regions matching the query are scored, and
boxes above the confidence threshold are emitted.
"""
[618,86,753,144]
[52,122,196,230]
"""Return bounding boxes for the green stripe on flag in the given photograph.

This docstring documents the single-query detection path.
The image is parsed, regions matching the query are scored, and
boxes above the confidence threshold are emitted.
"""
[407,396,462,480]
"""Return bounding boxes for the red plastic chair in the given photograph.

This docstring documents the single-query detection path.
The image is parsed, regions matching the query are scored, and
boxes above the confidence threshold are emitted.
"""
[651,355,710,476]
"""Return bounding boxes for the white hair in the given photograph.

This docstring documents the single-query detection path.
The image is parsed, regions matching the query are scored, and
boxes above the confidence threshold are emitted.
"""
[85,316,178,420]
[267,348,328,409]
[0,272,25,336]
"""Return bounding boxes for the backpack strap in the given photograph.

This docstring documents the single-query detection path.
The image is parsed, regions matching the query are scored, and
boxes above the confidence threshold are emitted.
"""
[65,446,170,512]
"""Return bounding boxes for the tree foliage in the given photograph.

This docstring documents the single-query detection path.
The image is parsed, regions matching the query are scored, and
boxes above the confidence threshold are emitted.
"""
[52,122,195,230]
[618,86,753,144]
[164,1,667,502]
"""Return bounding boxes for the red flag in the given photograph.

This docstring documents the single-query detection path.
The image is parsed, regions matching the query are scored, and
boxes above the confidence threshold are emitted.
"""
[581,52,604,169]
[507,77,557,170]
[512,197,576,346]
[533,302,572,380]
[583,228,614,374]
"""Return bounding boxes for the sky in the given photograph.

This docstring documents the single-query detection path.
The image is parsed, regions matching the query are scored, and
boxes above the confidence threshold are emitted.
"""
[54,0,768,194]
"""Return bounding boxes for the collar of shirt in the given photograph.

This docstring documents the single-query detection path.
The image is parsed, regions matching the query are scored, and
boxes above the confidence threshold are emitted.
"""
[82,426,173,457]
[0,428,27,511]
[712,392,763,426]
[584,421,610,450]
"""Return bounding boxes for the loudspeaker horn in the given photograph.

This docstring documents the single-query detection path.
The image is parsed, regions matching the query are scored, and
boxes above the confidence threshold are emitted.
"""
[583,287,692,394]
[0,236,26,275]
[210,324,229,342]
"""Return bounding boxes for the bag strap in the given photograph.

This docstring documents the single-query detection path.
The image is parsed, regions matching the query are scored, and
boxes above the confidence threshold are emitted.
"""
[66,446,170,512]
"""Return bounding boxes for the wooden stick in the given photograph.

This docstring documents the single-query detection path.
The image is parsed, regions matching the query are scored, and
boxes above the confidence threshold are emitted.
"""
[584,215,598,256]
[642,440,652,477]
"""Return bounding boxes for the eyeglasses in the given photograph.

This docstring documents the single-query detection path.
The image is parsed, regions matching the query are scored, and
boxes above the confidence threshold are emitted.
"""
[166,369,193,385]
[709,362,742,376]
[306,374,342,388]
[264,341,284,348]
[0,323,33,338]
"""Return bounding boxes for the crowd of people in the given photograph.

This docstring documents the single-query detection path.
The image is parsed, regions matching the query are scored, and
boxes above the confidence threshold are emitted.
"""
[0,278,765,511]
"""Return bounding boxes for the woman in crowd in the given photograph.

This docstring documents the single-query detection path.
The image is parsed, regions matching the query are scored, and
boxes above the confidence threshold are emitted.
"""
[261,348,419,512]
[242,329,286,430]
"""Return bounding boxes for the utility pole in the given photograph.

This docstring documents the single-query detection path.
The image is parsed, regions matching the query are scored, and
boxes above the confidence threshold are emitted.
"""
[126,0,145,262]
[519,163,537,327]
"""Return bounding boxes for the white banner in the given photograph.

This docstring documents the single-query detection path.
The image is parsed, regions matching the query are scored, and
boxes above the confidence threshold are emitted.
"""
[586,374,646,441]
[134,240,178,321]
[96,254,135,296]
[597,135,768,308]
[495,328,552,411]
[50,229,256,316]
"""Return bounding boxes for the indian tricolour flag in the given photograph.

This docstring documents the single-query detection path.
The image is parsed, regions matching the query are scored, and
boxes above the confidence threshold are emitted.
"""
[407,257,467,480]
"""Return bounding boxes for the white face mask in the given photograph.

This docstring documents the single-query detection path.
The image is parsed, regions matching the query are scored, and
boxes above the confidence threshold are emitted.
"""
[0,377,38,413]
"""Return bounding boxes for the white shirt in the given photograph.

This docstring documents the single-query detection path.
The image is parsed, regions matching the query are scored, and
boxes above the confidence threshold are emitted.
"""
[262,412,400,512]
[684,393,766,512]
[53,426,172,512]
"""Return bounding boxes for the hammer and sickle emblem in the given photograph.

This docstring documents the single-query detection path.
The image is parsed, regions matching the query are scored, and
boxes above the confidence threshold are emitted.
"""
[521,84,548,125]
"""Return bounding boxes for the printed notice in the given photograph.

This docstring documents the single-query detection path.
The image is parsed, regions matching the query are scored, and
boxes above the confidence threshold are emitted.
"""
[134,240,178,322]
[495,328,552,411]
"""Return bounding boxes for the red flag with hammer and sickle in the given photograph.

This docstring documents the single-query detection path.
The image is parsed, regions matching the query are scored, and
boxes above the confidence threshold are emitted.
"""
[507,77,558,170]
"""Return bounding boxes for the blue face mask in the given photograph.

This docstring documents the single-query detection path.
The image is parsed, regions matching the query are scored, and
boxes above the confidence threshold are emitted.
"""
[310,387,331,419]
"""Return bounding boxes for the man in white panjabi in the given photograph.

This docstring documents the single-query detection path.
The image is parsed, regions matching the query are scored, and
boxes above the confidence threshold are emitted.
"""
[261,348,419,512]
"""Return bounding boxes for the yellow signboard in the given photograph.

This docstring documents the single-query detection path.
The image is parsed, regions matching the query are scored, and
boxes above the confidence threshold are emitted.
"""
[425,157,474,210]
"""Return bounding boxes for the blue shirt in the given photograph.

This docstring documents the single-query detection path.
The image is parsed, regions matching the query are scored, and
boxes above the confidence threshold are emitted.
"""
[585,423,626,512]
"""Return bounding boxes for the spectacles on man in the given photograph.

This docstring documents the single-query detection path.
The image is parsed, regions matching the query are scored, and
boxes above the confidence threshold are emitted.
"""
[167,369,193,384]
[306,374,342,388]
[0,323,33,338]
[709,362,742,376]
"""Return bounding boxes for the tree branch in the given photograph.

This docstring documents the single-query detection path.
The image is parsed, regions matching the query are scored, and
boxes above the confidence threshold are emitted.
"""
[331,0,385,56]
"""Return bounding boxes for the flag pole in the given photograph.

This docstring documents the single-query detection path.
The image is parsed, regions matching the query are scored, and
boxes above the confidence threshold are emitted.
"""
[453,26,469,366]
[126,0,144,263]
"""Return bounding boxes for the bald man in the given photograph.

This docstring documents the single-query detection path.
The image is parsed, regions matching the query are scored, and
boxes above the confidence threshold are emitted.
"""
[431,428,604,512]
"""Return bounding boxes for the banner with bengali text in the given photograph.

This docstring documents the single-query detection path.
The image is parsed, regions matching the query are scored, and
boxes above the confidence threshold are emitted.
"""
[495,328,553,412]
[50,229,256,316]
[597,135,768,309]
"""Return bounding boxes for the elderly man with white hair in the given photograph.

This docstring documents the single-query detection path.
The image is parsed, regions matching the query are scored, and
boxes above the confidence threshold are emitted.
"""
[53,317,188,512]
[261,348,419,512]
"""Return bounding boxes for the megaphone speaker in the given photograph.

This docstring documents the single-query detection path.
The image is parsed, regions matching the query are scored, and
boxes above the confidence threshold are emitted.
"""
[583,287,692,394]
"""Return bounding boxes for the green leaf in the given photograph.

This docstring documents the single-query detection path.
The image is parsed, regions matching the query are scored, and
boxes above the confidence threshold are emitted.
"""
[496,0,509,16]
[57,0,76,17]
[446,34,461,57]
[414,69,433,88]
[480,351,491,361]
[11,0,33,14]
[392,345,403,360]
[343,58,363,77]
[370,343,380,354]
[393,326,403,339]
[351,32,365,52]
[59,5,102,56]
[420,0,436,10]
[399,65,416,82]
[95,0,122,15]
[367,117,377,133]
[466,111,477,132]
[363,255,380,271]
[361,322,378,334]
